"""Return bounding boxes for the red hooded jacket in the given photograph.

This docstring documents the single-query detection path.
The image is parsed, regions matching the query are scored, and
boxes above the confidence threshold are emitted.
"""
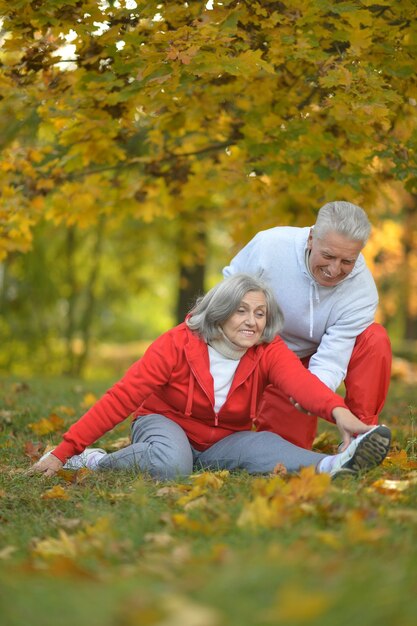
[52,323,346,462]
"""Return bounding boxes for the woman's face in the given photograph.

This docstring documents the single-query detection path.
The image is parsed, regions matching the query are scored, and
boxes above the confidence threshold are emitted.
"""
[221,291,267,349]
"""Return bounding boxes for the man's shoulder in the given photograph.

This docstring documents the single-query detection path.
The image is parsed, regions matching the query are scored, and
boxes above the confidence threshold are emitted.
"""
[253,225,309,246]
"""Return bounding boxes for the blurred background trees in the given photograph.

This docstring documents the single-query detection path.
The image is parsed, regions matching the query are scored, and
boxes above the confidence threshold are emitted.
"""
[0,0,416,378]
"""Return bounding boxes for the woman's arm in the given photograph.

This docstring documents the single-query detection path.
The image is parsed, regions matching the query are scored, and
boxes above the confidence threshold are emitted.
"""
[28,330,179,474]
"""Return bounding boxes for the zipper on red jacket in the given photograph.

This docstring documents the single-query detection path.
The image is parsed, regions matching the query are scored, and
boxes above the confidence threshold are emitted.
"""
[186,367,219,426]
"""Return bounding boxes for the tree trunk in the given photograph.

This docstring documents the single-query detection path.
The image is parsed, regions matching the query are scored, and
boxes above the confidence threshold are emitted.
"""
[64,226,77,375]
[73,216,105,377]
[64,217,105,377]
[176,215,207,323]
[403,199,417,340]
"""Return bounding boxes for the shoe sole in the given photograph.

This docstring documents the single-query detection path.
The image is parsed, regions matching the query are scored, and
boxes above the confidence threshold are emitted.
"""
[333,425,391,478]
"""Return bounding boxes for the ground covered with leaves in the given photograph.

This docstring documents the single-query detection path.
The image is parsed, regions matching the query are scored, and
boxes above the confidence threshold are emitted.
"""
[1,376,417,626]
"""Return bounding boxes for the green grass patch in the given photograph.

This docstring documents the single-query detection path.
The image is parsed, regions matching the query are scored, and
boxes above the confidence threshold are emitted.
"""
[0,376,417,626]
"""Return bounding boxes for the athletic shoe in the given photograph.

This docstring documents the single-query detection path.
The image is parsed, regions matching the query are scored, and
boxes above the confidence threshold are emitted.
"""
[328,425,391,478]
[39,448,106,470]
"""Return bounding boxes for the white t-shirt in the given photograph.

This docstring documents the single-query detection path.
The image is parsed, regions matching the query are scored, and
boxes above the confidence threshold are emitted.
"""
[208,346,240,413]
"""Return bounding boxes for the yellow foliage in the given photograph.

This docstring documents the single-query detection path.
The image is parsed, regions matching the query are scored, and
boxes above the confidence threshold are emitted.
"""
[29,413,65,435]
[238,468,331,530]
[190,470,229,489]
[31,516,114,563]
[41,485,70,501]
[81,392,98,409]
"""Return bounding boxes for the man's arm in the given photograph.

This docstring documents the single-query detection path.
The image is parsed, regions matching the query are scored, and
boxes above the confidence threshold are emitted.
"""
[308,301,377,391]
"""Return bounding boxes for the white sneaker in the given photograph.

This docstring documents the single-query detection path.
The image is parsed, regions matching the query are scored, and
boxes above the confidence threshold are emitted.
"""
[39,448,106,470]
[327,425,391,478]
[64,448,107,470]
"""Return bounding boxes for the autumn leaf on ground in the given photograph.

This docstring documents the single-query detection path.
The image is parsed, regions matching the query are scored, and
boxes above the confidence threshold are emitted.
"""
[370,478,413,497]
[41,485,70,500]
[28,412,65,435]
[177,485,207,507]
[23,440,44,460]
[31,517,114,567]
[81,392,97,409]
[156,484,190,498]
[190,470,229,489]
[383,449,417,470]
[237,494,284,529]
[57,467,92,483]
[285,466,331,502]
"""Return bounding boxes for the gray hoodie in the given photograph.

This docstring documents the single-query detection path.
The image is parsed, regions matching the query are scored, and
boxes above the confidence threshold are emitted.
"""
[223,226,378,391]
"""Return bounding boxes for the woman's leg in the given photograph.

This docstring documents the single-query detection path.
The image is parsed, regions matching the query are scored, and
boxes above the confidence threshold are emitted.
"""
[97,414,194,480]
[194,430,327,474]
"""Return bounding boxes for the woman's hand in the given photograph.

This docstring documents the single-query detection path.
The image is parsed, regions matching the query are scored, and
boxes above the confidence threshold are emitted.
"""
[28,453,63,478]
[332,406,373,451]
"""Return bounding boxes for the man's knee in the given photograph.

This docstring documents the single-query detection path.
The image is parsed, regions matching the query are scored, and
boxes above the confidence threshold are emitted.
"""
[357,323,391,352]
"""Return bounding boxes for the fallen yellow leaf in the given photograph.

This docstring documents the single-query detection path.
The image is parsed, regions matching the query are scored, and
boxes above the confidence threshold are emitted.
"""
[371,478,411,496]
[41,485,70,500]
[383,450,417,470]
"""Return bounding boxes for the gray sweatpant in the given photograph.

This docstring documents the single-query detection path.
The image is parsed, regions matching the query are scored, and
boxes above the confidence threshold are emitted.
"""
[97,414,327,480]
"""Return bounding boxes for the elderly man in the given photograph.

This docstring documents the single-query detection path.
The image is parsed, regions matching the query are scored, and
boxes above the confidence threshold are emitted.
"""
[223,200,392,449]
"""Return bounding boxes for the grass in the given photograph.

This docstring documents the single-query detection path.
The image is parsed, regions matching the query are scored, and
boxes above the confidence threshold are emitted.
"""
[1,375,417,626]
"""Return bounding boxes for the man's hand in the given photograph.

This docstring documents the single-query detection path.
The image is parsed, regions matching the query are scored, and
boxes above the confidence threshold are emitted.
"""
[289,397,313,416]
[27,453,63,478]
[290,398,313,415]
[332,406,372,451]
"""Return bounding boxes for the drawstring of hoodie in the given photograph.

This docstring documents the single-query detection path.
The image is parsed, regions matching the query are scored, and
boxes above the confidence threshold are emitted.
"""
[309,281,320,338]
[185,363,260,427]
[249,366,259,423]
[184,371,195,418]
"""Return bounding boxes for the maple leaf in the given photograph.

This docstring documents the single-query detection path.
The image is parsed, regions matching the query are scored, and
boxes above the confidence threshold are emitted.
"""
[383,450,417,470]
[286,466,331,502]
[237,495,285,529]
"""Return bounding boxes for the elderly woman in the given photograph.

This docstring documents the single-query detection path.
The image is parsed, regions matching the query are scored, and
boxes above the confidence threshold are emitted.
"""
[31,274,391,480]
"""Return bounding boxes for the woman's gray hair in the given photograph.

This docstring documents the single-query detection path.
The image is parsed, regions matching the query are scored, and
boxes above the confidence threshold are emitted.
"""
[313,201,371,245]
[186,273,284,343]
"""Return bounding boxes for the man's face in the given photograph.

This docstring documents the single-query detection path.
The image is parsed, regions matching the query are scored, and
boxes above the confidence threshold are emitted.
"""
[307,230,363,287]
